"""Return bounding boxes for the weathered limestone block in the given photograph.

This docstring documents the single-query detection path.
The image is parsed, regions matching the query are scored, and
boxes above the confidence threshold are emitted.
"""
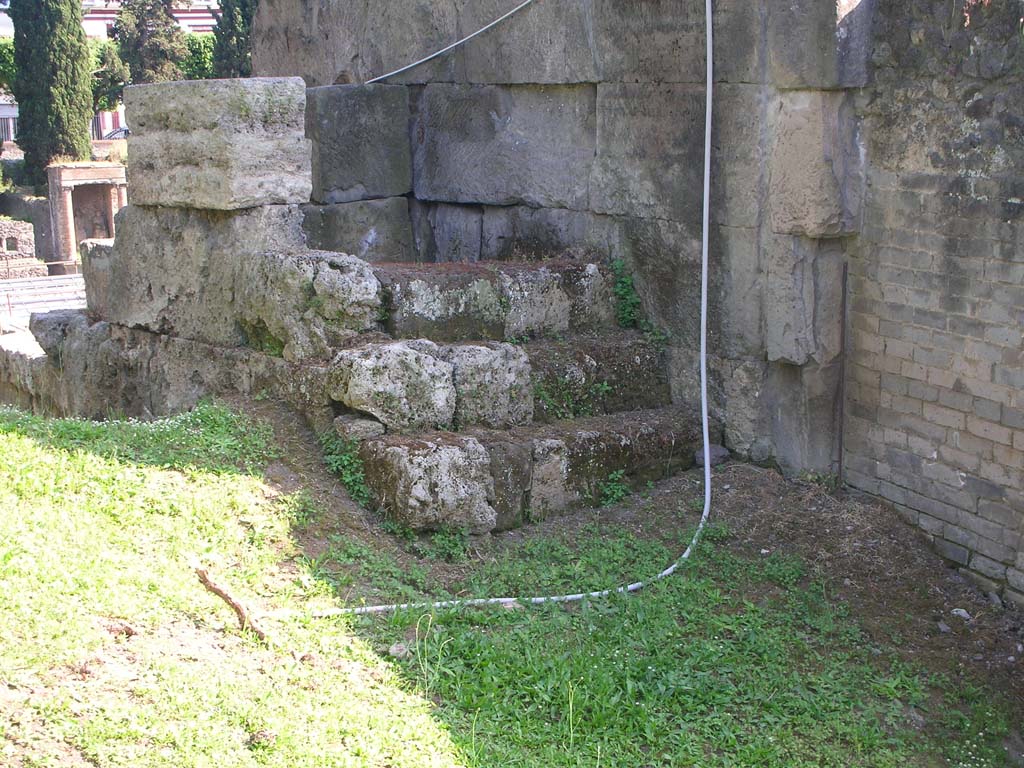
[334,414,386,441]
[614,216,703,348]
[713,225,764,358]
[102,205,305,344]
[302,199,415,263]
[592,0,760,84]
[484,437,533,531]
[766,360,842,474]
[590,84,705,223]
[412,84,596,209]
[764,235,845,366]
[239,250,382,361]
[376,262,616,341]
[306,85,412,204]
[358,0,463,84]
[767,0,874,89]
[360,435,497,533]
[711,85,764,230]
[101,205,382,361]
[768,91,863,237]
[480,205,611,261]
[458,0,597,83]
[410,201,483,263]
[436,342,533,428]
[126,78,311,209]
[529,438,573,520]
[327,341,456,430]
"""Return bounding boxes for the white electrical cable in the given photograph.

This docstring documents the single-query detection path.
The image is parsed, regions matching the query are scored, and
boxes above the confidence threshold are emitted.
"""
[314,1,714,617]
[365,0,540,84]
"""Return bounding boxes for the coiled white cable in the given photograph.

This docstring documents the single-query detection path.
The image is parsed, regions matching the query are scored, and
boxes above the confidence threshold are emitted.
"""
[327,0,715,617]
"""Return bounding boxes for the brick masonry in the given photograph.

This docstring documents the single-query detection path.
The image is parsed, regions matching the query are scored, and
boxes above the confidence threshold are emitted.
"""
[846,1,1023,606]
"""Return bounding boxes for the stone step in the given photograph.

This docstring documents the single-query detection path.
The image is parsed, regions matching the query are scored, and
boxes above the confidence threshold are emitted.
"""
[524,330,671,422]
[324,330,670,434]
[358,406,714,535]
[373,259,616,342]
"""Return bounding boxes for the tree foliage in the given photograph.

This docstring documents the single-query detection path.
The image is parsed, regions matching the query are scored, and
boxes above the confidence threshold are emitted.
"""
[213,0,258,77]
[8,0,93,184]
[113,0,188,84]
[182,33,216,80]
[90,40,131,112]
[0,38,14,94]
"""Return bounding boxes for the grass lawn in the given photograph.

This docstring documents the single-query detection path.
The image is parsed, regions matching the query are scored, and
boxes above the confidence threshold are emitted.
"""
[0,402,1018,767]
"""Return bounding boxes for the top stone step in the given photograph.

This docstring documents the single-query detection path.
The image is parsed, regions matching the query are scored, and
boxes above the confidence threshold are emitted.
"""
[125,78,312,210]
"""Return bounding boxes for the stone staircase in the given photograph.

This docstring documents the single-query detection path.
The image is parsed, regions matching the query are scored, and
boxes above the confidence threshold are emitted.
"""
[0,77,717,537]
[331,259,705,534]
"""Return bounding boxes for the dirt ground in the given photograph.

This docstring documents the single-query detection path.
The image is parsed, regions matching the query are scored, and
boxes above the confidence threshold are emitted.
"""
[249,400,1024,718]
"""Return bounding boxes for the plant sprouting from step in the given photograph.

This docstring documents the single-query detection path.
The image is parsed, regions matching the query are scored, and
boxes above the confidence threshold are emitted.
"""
[610,259,670,349]
[320,433,371,507]
[534,377,613,420]
[611,259,642,329]
[597,469,630,507]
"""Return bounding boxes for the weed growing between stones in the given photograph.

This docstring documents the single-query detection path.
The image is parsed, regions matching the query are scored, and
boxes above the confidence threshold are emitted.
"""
[596,469,630,507]
[610,259,670,349]
[238,317,285,357]
[611,258,642,328]
[319,432,371,507]
[533,378,613,420]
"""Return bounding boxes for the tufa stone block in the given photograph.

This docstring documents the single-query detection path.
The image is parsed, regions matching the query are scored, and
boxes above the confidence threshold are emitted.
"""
[126,77,312,210]
[768,91,863,238]
[302,199,416,263]
[412,84,596,209]
[305,85,412,204]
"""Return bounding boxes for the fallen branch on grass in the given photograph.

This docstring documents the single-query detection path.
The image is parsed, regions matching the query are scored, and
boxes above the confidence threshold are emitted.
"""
[195,566,272,645]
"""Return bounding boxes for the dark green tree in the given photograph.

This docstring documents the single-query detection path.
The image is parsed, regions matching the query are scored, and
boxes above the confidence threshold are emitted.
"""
[90,39,131,113]
[212,0,258,77]
[8,0,93,184]
[113,0,188,84]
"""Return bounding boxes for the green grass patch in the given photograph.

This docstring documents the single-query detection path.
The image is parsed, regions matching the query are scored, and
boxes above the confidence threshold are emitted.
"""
[0,404,1016,767]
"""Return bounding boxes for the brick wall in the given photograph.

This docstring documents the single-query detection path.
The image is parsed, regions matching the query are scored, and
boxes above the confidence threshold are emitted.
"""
[846,0,1023,605]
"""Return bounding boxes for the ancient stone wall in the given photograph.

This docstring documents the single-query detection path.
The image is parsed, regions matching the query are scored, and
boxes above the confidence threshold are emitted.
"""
[846,0,1023,605]
[253,0,875,475]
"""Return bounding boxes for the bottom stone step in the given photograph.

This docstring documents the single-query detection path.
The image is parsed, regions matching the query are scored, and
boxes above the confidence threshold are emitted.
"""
[359,406,718,535]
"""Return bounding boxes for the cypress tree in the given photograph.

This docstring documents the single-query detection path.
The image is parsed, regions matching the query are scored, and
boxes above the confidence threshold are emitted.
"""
[113,0,188,84]
[8,0,93,185]
[212,0,258,78]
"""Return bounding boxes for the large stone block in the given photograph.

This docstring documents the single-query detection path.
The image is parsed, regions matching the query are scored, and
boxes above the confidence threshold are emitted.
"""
[412,84,596,209]
[592,0,760,85]
[376,261,615,341]
[437,342,533,428]
[126,78,311,209]
[768,91,863,237]
[410,201,483,263]
[713,225,764,358]
[102,205,381,360]
[302,199,415,262]
[360,435,497,533]
[458,0,597,83]
[590,84,705,222]
[306,85,412,204]
[764,235,845,367]
[480,205,614,261]
[711,85,764,230]
[328,341,456,430]
[767,0,875,89]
